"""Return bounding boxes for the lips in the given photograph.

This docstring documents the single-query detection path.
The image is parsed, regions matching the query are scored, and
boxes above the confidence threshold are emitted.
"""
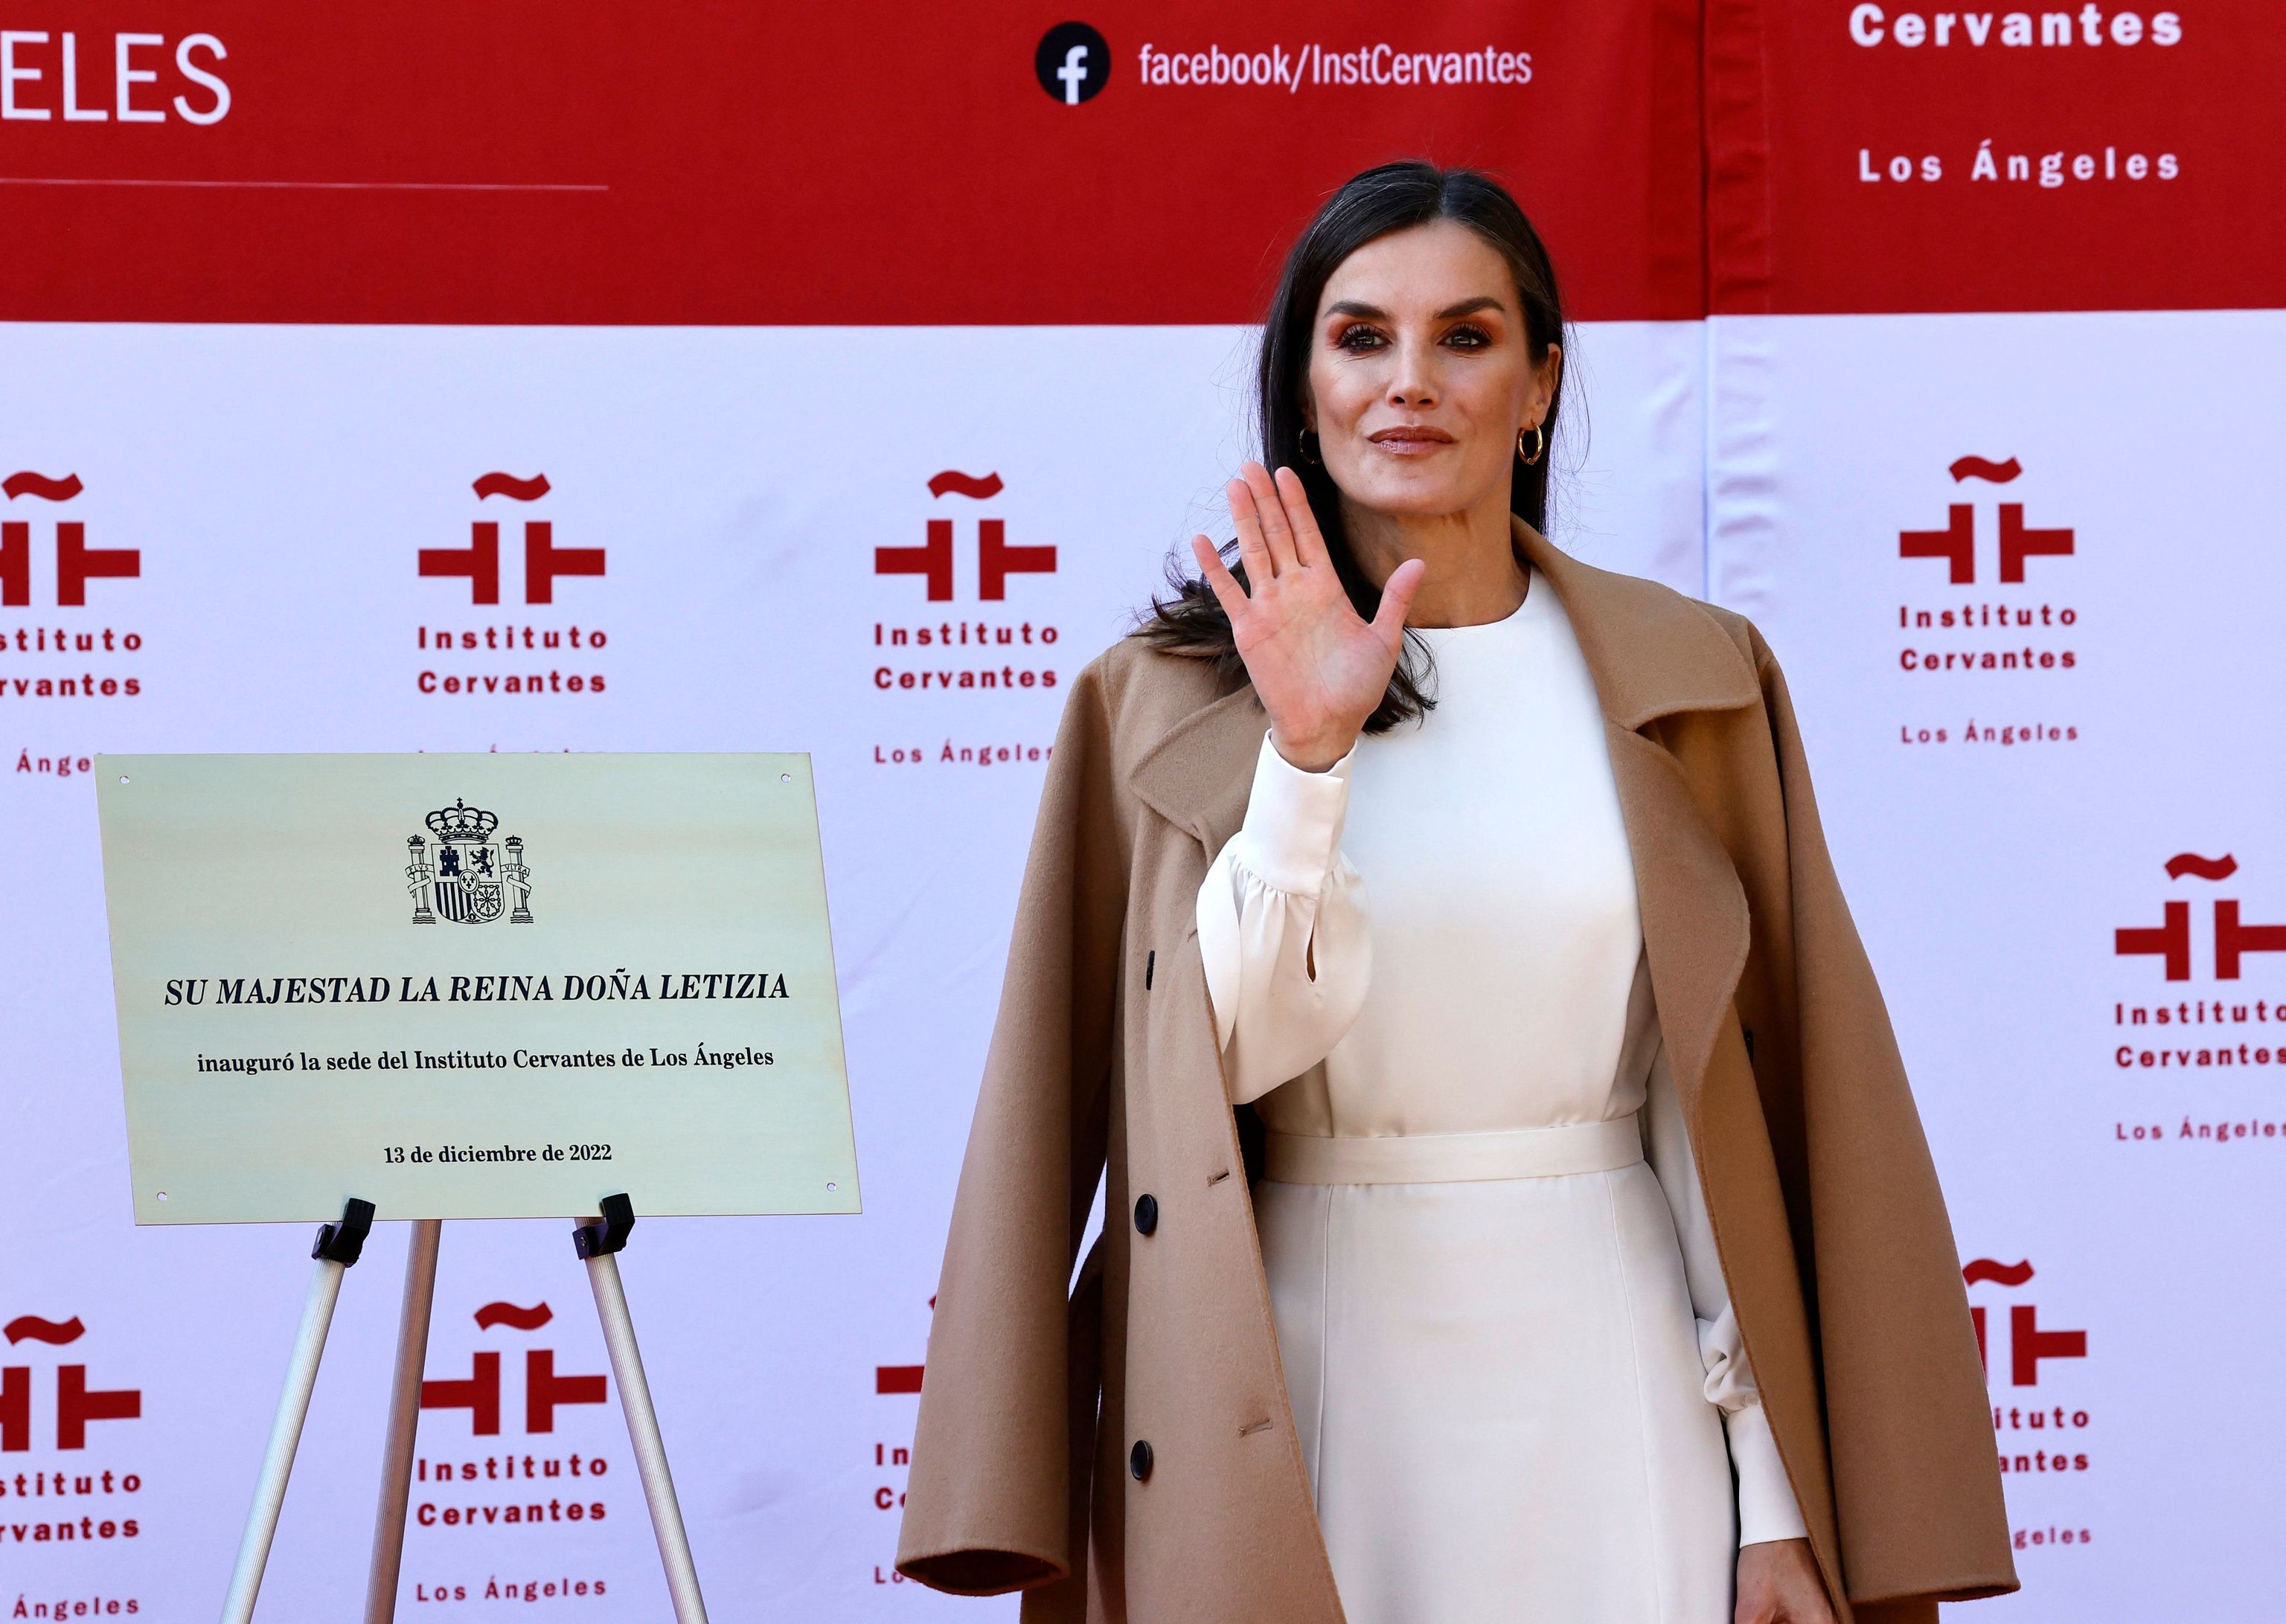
[1365,426,1457,456]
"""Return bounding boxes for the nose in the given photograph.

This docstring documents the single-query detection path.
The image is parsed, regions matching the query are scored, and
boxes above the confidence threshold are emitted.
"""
[1387,336,1438,408]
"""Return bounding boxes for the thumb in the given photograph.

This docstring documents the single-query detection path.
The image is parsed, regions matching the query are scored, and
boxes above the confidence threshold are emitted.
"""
[1370,557,1427,643]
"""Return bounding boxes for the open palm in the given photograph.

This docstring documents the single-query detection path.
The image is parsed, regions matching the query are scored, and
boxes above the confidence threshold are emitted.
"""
[1190,463,1425,771]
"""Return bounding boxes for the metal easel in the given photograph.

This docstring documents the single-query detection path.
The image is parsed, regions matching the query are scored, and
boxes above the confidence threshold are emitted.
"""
[219,1193,708,1624]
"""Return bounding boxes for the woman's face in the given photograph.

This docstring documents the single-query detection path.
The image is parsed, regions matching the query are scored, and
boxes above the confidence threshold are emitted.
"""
[1302,219,1557,521]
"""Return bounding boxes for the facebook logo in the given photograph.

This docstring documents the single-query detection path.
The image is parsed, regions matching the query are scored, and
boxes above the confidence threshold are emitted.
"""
[1035,22,1110,104]
[1057,43,1089,103]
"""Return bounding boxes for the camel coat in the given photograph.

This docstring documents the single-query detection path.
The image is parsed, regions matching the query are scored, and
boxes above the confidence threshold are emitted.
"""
[894,522,2017,1623]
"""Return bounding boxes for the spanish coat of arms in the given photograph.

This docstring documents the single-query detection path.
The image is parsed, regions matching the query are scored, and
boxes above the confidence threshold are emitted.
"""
[405,799,533,925]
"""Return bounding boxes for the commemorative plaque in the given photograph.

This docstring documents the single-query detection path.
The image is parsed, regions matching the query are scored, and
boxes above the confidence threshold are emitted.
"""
[95,753,859,1224]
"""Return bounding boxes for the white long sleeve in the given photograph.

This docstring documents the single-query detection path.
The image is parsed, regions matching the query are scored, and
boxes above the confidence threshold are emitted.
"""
[1643,1039,1810,1546]
[1195,732,1371,1105]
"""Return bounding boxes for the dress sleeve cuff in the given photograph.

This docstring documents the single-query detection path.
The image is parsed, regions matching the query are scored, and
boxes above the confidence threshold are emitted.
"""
[1725,1402,1809,1547]
[1228,731,1353,896]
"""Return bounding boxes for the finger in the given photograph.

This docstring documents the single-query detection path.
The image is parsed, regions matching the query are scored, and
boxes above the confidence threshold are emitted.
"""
[1272,464,1327,565]
[1238,460,1299,576]
[1228,478,1275,585]
[1190,533,1249,618]
[1369,557,1427,643]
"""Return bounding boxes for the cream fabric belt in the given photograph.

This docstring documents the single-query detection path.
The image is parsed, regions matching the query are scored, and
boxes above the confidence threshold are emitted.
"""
[1262,1114,1644,1185]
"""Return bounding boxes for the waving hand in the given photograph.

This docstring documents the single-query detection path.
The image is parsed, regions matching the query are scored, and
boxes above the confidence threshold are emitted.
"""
[1189,463,1425,771]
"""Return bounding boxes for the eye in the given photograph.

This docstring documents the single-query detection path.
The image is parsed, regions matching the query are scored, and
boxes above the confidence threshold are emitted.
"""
[1443,323,1494,350]
[1334,324,1388,353]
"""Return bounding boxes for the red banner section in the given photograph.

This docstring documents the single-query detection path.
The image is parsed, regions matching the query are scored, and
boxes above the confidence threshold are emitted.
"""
[1707,0,2286,312]
[0,1,1703,324]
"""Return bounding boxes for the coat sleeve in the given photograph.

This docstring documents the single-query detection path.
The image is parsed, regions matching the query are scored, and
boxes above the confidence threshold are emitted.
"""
[895,661,1126,1596]
[1752,631,2019,1611]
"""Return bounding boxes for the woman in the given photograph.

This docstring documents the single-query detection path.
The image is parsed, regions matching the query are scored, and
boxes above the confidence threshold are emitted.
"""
[896,163,2014,1624]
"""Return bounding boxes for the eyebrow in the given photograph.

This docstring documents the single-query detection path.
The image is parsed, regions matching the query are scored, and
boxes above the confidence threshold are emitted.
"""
[1323,295,1508,321]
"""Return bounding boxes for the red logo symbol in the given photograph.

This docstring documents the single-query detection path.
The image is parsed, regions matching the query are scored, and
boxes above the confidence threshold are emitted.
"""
[419,1300,607,1435]
[2116,853,2286,981]
[419,474,604,606]
[875,470,1056,601]
[1900,456,2072,583]
[1964,1260,2087,1386]
[2,1314,141,1450]
[1,472,140,606]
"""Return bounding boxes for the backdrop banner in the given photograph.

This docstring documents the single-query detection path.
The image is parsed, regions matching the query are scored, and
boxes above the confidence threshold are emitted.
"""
[1706,2,2286,1617]
[0,1,2275,1617]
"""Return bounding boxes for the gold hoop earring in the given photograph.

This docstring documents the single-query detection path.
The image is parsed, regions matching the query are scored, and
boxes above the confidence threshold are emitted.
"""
[1518,423,1546,466]
[1299,429,1322,465]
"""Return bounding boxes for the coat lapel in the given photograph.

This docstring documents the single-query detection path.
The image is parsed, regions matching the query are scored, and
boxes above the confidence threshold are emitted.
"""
[1128,681,1267,862]
[1124,522,1765,1118]
[1605,728,1754,1116]
[1514,525,1764,1117]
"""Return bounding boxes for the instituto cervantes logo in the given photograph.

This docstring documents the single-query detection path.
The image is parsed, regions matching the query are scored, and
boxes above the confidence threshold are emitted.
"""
[408,1297,615,1603]
[2112,850,2286,1076]
[415,473,607,699]
[2110,850,2286,1142]
[1965,1259,2087,1395]
[2,471,145,723]
[1893,454,2080,749]
[2,1313,140,1454]
[406,800,534,925]
[1899,456,2073,590]
[1962,1258,2093,1553]
[1036,22,1110,104]
[1,473,138,609]
[869,469,1063,768]
[2115,852,2286,984]
[2,1311,147,1552]
[419,474,602,607]
[418,1300,604,1442]
[874,470,1055,605]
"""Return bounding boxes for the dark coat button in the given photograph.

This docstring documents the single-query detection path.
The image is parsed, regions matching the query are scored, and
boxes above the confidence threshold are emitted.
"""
[1133,1193,1159,1236]
[1130,1440,1153,1481]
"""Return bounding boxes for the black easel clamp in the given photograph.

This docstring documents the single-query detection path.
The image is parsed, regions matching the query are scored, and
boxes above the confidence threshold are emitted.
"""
[313,1197,376,1266]
[573,1193,635,1259]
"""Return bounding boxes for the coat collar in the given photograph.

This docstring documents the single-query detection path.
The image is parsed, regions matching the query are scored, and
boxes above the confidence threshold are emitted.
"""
[1514,521,1760,731]
[1128,519,1760,855]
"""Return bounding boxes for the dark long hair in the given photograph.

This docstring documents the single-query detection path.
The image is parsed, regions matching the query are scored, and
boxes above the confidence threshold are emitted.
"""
[1142,161,1569,731]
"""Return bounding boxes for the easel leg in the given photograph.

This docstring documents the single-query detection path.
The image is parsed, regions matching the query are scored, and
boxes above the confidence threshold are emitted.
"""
[578,1196,708,1624]
[220,1199,373,1624]
[363,1218,443,1624]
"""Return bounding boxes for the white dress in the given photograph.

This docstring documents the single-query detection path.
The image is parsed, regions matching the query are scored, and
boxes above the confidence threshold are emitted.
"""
[1196,568,1807,1624]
